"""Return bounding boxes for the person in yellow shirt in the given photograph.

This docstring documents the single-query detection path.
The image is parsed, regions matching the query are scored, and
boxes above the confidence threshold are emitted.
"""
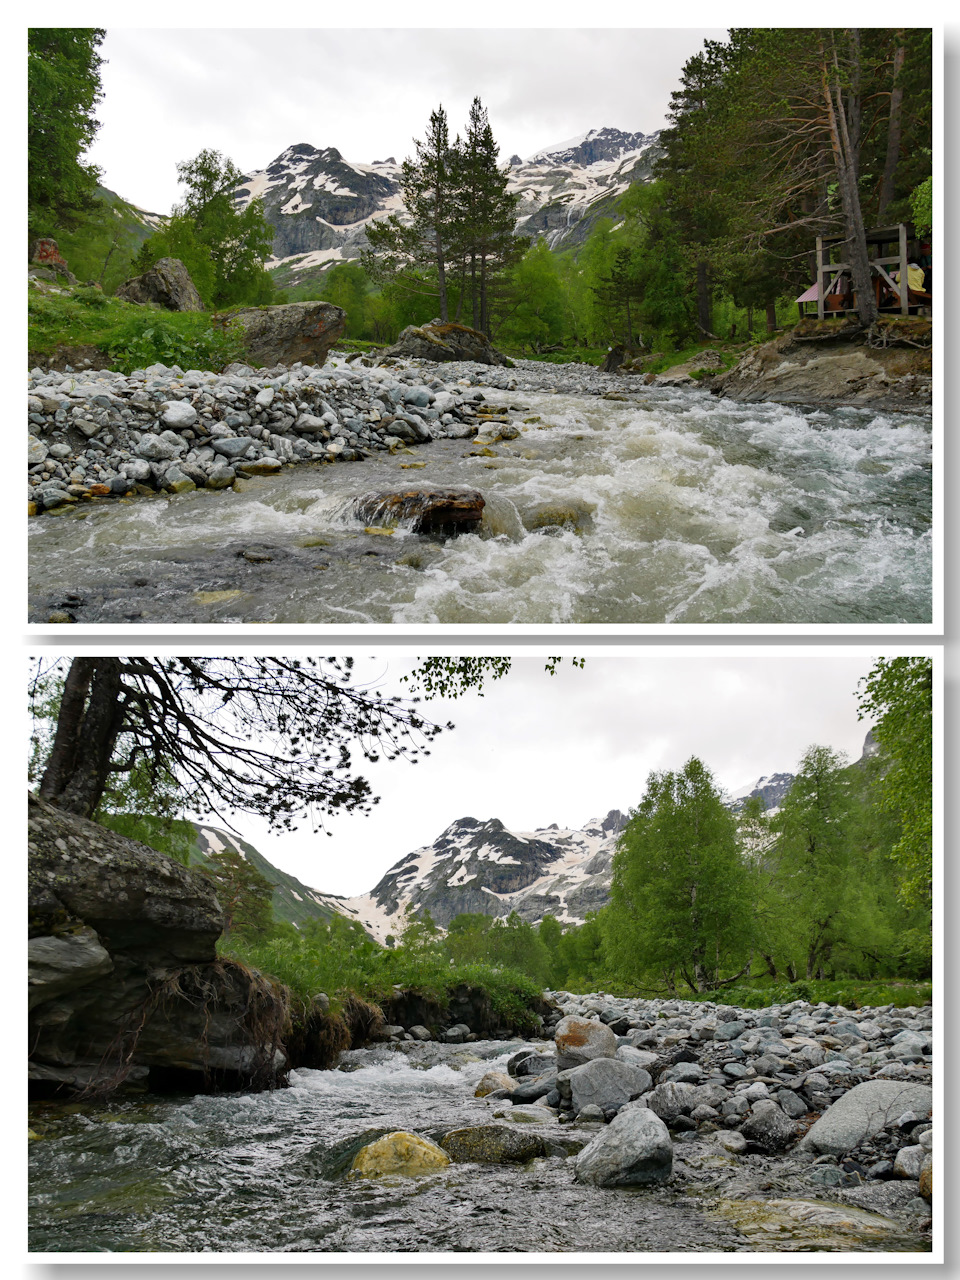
[894,263,925,293]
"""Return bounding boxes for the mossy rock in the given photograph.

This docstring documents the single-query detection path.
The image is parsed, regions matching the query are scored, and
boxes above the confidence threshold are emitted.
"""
[350,1130,450,1178]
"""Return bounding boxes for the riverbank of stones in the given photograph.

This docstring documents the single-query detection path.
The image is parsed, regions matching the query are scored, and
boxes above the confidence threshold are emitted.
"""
[26,357,493,514]
[356,988,933,1238]
[24,352,692,515]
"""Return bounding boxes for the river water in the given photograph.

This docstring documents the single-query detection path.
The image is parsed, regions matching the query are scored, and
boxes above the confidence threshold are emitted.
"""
[28,385,932,625]
[28,1041,927,1255]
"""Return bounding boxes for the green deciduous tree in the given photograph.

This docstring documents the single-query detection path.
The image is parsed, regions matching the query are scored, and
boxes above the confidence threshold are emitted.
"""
[606,757,753,993]
[769,745,856,979]
[857,656,933,908]
[136,149,274,307]
[28,27,105,241]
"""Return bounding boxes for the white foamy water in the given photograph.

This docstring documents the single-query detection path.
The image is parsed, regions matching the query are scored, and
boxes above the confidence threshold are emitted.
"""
[28,385,931,625]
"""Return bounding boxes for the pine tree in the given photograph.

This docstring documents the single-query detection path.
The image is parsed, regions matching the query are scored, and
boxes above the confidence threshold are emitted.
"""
[199,845,275,940]
[451,99,521,334]
[364,106,458,321]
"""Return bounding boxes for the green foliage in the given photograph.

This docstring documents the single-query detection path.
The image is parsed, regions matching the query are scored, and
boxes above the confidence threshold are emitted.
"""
[495,241,568,352]
[50,188,155,294]
[199,844,276,941]
[909,176,933,235]
[857,657,933,909]
[700,978,931,1011]
[28,28,105,240]
[606,757,753,993]
[134,149,274,308]
[27,288,249,373]
[104,311,249,375]
[226,915,545,1036]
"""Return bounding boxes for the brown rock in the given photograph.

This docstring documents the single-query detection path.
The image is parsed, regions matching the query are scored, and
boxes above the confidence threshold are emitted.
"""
[555,1015,618,1071]
[117,257,204,311]
[219,301,346,367]
[353,487,485,536]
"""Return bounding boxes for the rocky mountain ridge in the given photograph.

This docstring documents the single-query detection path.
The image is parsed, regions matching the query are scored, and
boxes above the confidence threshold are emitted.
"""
[190,731,882,941]
[233,126,661,289]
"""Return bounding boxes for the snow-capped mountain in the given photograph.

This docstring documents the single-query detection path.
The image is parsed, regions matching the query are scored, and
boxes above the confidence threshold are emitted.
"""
[234,126,661,287]
[727,772,797,814]
[335,811,628,943]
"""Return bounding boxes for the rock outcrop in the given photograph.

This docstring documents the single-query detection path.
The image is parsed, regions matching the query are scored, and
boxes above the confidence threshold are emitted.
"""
[28,793,287,1096]
[711,319,932,411]
[218,300,346,367]
[379,321,510,366]
[117,256,204,311]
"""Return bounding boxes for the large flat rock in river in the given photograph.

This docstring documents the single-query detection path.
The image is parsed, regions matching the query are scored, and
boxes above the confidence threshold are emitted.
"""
[799,1079,933,1155]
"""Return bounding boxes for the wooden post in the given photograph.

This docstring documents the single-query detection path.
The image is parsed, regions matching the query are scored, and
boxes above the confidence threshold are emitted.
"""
[898,223,909,315]
[816,236,825,319]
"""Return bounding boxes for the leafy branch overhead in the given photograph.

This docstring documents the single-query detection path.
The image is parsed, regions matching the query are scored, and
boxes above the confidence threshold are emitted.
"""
[32,656,583,834]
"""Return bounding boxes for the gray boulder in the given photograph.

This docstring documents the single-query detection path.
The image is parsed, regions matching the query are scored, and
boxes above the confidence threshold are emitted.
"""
[555,1014,618,1071]
[739,1100,797,1152]
[28,927,113,1010]
[560,1057,653,1116]
[799,1080,933,1156]
[218,301,345,367]
[28,793,287,1095]
[643,1080,697,1122]
[440,1124,544,1164]
[574,1106,673,1187]
[117,257,204,311]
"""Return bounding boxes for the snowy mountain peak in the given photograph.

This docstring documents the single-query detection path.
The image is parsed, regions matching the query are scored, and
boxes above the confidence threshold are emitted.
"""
[235,125,662,286]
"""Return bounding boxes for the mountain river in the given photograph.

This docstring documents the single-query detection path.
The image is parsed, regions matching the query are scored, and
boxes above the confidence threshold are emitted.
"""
[28,384,932,625]
[28,1041,928,1255]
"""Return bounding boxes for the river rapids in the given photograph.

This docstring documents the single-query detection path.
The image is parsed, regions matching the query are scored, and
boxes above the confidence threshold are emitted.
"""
[28,384,932,626]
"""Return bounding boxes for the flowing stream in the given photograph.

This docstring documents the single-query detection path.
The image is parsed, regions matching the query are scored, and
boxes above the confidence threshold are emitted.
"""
[28,385,932,625]
[28,1042,928,1255]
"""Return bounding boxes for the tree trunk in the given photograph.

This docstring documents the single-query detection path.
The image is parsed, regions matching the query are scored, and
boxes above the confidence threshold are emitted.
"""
[695,260,712,335]
[878,41,906,218]
[38,657,125,818]
[765,302,777,333]
[821,32,878,325]
[471,253,479,329]
[762,953,778,979]
[434,227,448,322]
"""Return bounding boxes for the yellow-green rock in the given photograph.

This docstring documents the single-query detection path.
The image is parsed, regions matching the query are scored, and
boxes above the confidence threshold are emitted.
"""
[440,1124,544,1164]
[350,1131,450,1178]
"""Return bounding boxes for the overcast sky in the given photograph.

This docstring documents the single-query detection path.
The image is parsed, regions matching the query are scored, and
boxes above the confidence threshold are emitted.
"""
[211,650,885,897]
[83,27,727,214]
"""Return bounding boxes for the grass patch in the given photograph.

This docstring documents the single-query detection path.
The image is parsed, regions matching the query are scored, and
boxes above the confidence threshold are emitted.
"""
[223,932,546,1037]
[28,288,250,374]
